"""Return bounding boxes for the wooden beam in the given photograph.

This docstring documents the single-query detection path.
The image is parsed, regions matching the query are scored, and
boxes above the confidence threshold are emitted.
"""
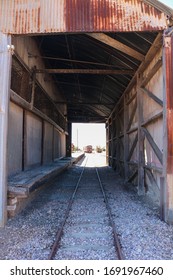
[127,133,138,161]
[144,164,162,174]
[10,90,64,133]
[0,33,12,227]
[127,126,138,134]
[127,170,138,183]
[87,33,145,62]
[56,101,114,105]
[126,98,137,132]
[145,169,159,190]
[108,33,163,121]
[36,69,135,75]
[142,127,163,165]
[141,111,163,127]
[141,58,162,87]
[163,28,173,224]
[137,74,145,195]
[125,92,137,105]
[140,87,163,107]
[124,95,129,180]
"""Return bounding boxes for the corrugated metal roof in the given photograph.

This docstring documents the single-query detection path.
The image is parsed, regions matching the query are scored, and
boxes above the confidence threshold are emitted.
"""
[0,0,172,34]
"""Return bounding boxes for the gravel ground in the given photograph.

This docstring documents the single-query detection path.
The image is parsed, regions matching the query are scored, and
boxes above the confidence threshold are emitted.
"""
[0,153,173,260]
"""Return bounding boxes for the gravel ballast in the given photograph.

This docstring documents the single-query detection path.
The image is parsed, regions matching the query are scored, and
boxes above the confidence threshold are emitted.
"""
[0,154,173,260]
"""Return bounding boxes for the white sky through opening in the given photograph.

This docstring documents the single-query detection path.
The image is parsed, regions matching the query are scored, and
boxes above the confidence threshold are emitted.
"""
[72,123,106,150]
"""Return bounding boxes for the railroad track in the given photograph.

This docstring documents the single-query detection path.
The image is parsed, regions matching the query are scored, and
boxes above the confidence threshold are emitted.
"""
[48,155,124,260]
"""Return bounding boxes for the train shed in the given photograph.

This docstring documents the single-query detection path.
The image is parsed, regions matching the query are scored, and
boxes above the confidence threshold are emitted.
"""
[0,0,173,226]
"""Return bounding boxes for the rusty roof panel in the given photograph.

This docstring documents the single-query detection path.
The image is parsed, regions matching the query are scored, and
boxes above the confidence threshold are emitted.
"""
[65,0,170,32]
[0,0,172,34]
[0,0,65,34]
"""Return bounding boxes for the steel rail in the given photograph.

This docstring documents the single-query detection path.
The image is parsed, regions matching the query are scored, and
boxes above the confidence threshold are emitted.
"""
[96,168,124,260]
[48,157,88,260]
[48,156,123,260]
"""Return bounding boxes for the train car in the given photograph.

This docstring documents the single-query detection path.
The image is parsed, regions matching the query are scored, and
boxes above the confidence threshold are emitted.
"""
[83,145,92,153]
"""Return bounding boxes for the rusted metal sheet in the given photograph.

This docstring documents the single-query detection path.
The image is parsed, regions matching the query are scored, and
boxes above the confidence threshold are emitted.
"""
[65,0,170,32]
[0,0,65,34]
[0,0,171,34]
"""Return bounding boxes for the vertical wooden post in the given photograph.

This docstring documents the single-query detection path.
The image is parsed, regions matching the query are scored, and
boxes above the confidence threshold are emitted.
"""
[163,28,173,224]
[0,33,12,227]
[124,95,129,181]
[137,73,145,195]
[66,122,72,157]
[22,109,26,171]
[41,120,45,165]
[106,122,109,165]
[30,68,36,109]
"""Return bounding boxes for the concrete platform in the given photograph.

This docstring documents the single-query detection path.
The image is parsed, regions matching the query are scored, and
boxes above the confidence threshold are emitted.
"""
[7,154,84,217]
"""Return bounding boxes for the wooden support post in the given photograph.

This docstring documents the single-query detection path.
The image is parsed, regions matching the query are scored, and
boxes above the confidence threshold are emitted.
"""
[0,33,12,227]
[124,95,129,181]
[41,120,45,165]
[106,123,109,165]
[30,70,36,110]
[137,73,145,195]
[22,109,26,171]
[163,28,173,224]
[66,122,72,157]
[160,177,165,221]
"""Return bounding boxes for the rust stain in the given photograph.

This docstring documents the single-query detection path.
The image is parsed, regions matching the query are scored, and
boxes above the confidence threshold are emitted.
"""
[65,0,168,33]
[0,0,171,34]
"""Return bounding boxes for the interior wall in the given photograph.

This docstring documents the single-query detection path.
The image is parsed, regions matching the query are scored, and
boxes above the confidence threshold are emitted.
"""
[54,128,61,159]
[25,111,42,169]
[7,102,67,176]
[107,47,163,207]
[43,121,54,164]
[7,102,23,176]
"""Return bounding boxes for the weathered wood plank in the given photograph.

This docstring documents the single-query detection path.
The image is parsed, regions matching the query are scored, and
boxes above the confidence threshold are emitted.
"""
[162,28,173,224]
[141,58,162,87]
[127,170,138,183]
[126,98,137,132]
[140,87,163,107]
[124,96,129,181]
[142,127,163,165]
[87,33,145,61]
[36,68,135,75]
[0,33,12,227]
[10,90,64,133]
[144,164,162,174]
[137,74,145,195]
[109,33,162,122]
[141,111,163,127]
[145,169,159,190]
[127,133,138,161]
[125,92,137,105]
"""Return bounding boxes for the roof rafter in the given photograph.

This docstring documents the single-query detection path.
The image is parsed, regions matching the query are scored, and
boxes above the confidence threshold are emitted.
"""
[36,69,135,75]
[87,33,145,62]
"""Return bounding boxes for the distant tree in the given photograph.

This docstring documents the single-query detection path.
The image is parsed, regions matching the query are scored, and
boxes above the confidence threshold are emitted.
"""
[96,146,102,153]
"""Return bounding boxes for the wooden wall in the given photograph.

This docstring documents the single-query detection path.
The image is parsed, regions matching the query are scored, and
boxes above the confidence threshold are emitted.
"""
[107,41,164,207]
[7,101,66,176]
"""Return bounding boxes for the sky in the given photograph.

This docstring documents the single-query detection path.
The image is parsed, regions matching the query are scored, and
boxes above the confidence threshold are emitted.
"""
[72,0,173,150]
[72,123,106,149]
[160,0,173,8]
